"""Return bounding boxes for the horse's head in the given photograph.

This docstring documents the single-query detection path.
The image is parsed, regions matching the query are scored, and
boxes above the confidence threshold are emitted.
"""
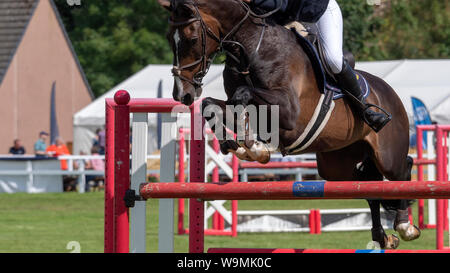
[158,0,221,105]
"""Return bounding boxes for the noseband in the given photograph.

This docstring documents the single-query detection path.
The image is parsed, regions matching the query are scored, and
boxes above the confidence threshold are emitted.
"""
[169,0,280,89]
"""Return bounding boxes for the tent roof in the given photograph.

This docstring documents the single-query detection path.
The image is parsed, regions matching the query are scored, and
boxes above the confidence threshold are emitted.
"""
[356,59,450,124]
[74,59,450,126]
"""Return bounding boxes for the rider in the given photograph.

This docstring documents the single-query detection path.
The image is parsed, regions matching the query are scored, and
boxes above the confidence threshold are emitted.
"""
[242,0,391,132]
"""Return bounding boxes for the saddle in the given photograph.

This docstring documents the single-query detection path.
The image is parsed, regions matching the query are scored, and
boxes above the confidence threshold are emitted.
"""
[290,27,370,100]
[283,27,370,155]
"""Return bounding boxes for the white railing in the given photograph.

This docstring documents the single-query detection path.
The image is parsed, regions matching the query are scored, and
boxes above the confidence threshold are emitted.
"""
[0,154,160,193]
[0,153,322,193]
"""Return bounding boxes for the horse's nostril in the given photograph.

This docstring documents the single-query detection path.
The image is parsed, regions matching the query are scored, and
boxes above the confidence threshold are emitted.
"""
[181,93,193,105]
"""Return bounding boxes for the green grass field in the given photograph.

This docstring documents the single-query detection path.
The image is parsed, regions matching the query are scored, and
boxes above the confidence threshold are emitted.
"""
[0,192,447,253]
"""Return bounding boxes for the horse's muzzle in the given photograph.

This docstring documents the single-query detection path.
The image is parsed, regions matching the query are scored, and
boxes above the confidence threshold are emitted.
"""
[173,76,198,106]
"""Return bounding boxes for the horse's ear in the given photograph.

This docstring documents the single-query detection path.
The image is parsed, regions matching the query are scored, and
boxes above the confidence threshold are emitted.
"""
[157,0,172,11]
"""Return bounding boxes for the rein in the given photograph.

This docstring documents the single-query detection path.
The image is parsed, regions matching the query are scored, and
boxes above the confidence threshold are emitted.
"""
[169,0,281,89]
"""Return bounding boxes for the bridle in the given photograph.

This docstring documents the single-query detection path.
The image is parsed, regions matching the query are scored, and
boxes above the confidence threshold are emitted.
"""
[168,0,280,89]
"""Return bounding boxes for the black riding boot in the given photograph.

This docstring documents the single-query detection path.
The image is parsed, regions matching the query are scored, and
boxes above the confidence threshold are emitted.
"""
[335,60,391,132]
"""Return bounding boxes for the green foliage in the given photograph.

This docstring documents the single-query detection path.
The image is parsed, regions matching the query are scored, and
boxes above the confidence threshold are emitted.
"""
[367,0,450,60]
[54,0,450,97]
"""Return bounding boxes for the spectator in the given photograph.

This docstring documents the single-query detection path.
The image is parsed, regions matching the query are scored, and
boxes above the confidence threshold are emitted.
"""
[97,127,106,155]
[9,139,26,155]
[85,146,105,192]
[46,137,70,170]
[46,137,77,191]
[34,131,49,157]
[92,128,100,150]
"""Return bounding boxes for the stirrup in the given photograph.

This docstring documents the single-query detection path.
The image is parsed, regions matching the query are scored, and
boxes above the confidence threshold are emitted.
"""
[362,104,392,133]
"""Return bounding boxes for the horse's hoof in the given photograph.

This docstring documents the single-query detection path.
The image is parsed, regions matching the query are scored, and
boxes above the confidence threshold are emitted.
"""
[249,141,271,164]
[384,234,400,249]
[395,223,421,241]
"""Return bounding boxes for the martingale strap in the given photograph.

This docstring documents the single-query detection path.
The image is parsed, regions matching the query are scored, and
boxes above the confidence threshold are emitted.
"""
[284,89,335,154]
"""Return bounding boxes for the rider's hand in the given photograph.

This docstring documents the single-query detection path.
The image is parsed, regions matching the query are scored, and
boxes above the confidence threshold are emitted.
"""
[242,0,251,3]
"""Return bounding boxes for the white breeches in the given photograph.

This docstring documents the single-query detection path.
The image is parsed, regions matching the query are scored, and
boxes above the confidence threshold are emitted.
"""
[303,0,344,74]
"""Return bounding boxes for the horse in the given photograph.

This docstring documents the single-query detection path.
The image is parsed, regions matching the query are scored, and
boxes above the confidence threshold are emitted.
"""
[157,0,420,249]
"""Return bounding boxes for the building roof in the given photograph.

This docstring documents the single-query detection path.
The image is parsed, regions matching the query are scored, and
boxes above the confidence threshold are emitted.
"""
[0,0,37,82]
[0,0,93,98]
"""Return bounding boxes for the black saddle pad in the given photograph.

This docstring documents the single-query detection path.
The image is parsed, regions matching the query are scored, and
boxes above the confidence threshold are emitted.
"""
[290,28,369,100]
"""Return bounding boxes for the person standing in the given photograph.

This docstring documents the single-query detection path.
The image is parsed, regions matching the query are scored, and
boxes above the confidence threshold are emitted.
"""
[34,131,49,157]
[97,127,106,155]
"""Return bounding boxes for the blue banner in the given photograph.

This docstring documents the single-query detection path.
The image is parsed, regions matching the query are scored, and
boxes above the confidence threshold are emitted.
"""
[411,97,432,149]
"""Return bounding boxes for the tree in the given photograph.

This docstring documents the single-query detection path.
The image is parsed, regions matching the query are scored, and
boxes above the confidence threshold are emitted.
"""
[55,0,172,97]
[366,0,450,60]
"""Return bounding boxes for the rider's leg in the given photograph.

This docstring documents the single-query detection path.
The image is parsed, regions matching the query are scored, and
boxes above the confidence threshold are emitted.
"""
[308,0,391,132]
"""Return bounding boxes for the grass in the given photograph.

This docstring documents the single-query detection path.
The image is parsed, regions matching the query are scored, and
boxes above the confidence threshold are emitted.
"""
[0,192,447,253]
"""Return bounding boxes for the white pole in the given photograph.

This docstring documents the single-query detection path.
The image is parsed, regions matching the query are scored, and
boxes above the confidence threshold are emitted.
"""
[130,113,148,253]
[78,161,86,193]
[158,113,177,253]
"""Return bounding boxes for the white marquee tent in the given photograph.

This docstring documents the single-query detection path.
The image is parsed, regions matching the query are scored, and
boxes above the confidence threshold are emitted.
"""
[73,60,450,155]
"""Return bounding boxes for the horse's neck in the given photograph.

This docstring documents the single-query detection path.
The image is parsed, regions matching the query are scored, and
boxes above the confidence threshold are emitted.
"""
[222,18,269,78]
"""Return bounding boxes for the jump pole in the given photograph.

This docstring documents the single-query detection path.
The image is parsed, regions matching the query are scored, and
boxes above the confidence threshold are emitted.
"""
[140,181,450,200]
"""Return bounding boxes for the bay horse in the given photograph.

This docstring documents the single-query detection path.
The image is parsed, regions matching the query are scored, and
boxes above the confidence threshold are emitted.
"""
[157,0,420,249]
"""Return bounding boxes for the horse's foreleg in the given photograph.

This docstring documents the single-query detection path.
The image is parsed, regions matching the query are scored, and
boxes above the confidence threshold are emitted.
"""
[202,97,254,161]
[229,86,272,164]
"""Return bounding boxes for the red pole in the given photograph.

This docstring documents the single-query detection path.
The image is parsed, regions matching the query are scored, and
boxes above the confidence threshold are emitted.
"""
[408,207,414,224]
[189,100,205,253]
[315,209,321,234]
[436,126,445,250]
[309,210,316,234]
[212,136,221,230]
[240,161,317,169]
[231,154,239,237]
[416,126,425,229]
[104,99,115,253]
[112,90,130,253]
[140,180,450,200]
[178,129,186,235]
[444,133,449,231]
